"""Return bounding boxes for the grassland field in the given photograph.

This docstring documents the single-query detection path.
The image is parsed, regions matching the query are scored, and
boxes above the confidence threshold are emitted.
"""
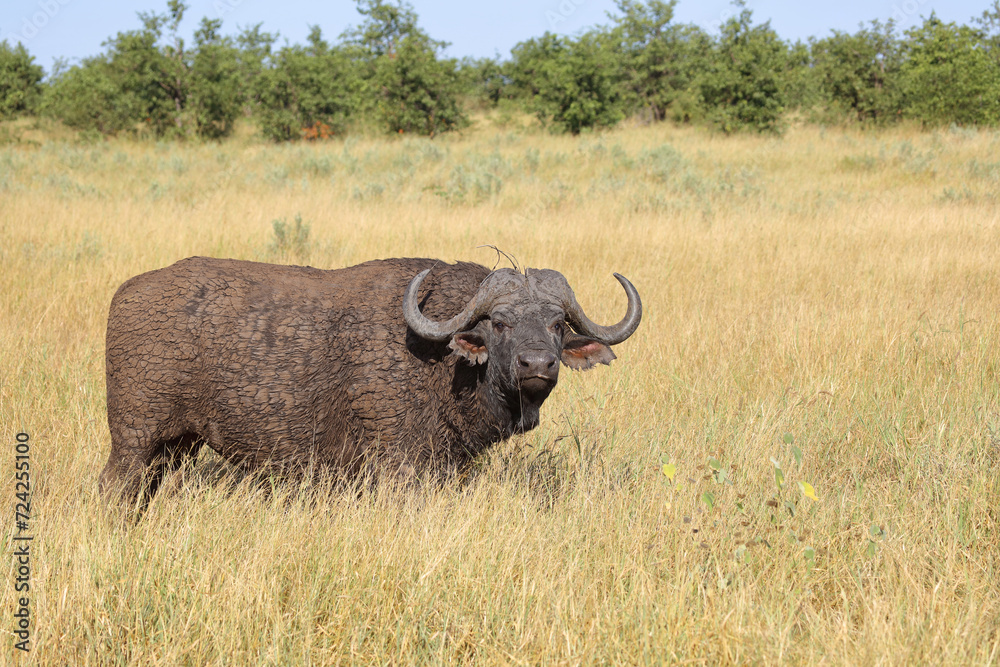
[1,115,999,665]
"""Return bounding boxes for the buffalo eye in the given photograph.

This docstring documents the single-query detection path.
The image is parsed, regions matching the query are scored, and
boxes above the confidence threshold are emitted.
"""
[551,322,564,336]
[493,320,507,334]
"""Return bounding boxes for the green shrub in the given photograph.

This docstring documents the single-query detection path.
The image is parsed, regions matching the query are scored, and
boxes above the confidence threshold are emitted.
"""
[697,3,787,134]
[269,213,311,259]
[0,40,43,118]
[349,0,468,137]
[254,33,354,142]
[900,16,1000,127]
[188,19,242,139]
[42,1,243,139]
[41,58,138,134]
[811,21,903,124]
[606,0,712,123]
[509,32,625,134]
[375,35,469,137]
[373,33,468,136]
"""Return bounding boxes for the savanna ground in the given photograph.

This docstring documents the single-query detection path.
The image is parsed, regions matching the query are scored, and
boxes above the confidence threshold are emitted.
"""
[1,115,999,665]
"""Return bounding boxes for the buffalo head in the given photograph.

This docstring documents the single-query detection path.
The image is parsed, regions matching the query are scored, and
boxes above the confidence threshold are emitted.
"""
[404,267,642,432]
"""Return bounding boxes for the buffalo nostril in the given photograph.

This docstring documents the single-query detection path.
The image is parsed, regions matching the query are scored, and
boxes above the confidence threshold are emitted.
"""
[517,351,558,376]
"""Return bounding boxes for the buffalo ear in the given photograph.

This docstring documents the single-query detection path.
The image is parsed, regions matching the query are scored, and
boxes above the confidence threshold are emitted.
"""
[449,330,488,365]
[561,333,616,370]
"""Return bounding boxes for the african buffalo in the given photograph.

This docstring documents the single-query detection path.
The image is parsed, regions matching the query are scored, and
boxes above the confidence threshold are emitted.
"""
[99,256,641,500]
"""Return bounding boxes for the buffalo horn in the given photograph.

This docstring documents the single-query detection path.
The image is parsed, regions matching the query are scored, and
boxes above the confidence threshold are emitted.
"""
[403,269,493,341]
[563,273,642,345]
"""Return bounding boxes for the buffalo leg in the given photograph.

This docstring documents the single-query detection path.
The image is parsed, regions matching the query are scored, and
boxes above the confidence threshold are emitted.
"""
[99,429,203,505]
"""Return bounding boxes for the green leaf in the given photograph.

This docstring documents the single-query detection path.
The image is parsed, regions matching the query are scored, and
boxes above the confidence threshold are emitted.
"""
[661,463,677,482]
[771,460,785,491]
[701,491,715,511]
[866,539,877,558]
[791,445,803,468]
[783,432,794,444]
[708,457,722,470]
[804,546,816,561]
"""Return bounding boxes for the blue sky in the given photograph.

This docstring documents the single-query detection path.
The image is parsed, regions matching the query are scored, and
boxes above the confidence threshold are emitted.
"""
[1,0,993,73]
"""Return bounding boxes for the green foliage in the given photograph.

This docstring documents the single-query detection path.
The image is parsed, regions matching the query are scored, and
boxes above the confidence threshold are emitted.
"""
[343,0,420,58]
[456,57,507,110]
[42,57,138,135]
[342,0,467,136]
[21,0,1000,139]
[0,40,43,118]
[373,33,468,136]
[189,19,242,139]
[697,2,788,133]
[254,33,355,142]
[509,32,625,134]
[811,21,903,124]
[234,23,277,114]
[781,39,819,111]
[866,523,887,558]
[899,16,1000,127]
[42,1,242,139]
[108,1,188,137]
[606,0,711,123]
[975,1,1000,54]
[269,213,311,260]
[31,0,457,141]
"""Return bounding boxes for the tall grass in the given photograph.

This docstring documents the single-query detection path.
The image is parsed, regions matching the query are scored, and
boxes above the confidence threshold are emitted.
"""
[1,118,998,664]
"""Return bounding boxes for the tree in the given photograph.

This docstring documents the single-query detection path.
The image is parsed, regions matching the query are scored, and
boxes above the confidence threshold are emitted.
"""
[189,18,242,139]
[455,56,508,110]
[234,23,277,114]
[127,0,189,134]
[811,21,903,124]
[697,2,788,133]
[342,0,420,58]
[41,56,136,134]
[0,41,43,118]
[900,15,1000,126]
[509,32,625,134]
[782,39,819,112]
[43,0,247,138]
[606,0,711,122]
[373,33,467,136]
[253,29,356,141]
[342,0,467,136]
[974,1,1000,55]
[43,1,188,137]
[104,20,179,135]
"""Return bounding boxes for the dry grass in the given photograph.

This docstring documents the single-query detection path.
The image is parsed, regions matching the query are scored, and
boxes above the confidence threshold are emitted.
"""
[1,116,999,665]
